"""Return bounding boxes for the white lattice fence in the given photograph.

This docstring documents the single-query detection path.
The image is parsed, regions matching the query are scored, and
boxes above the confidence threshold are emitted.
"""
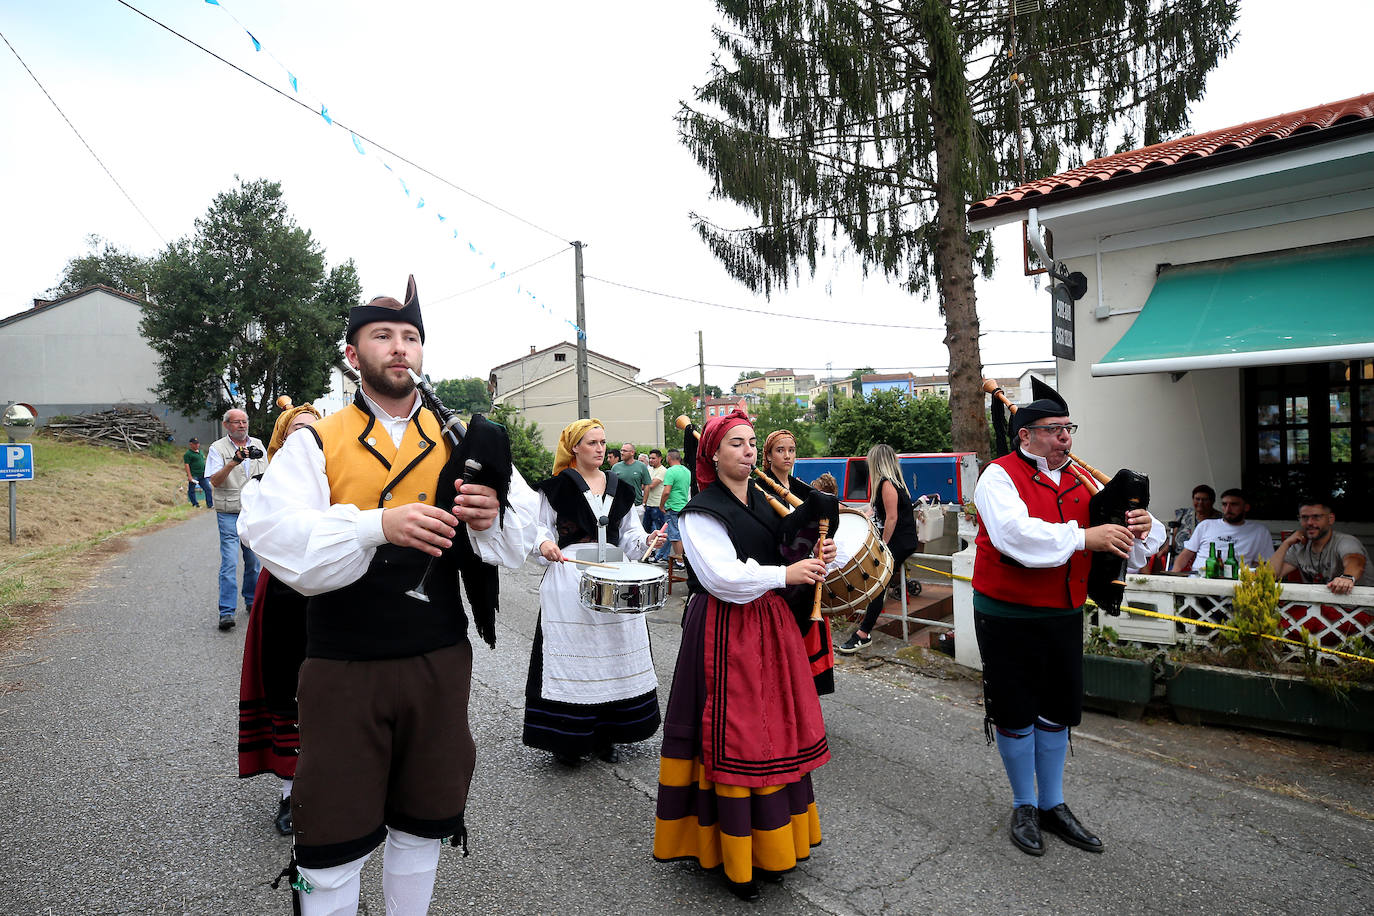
[1086,576,1374,665]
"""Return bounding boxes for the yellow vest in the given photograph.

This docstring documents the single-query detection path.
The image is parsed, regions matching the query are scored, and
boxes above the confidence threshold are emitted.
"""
[312,400,451,510]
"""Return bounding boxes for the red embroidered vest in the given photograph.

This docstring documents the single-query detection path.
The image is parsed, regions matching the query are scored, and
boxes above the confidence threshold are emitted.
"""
[973,451,1091,609]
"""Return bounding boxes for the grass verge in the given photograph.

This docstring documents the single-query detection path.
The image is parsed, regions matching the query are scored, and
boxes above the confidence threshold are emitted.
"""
[0,432,199,650]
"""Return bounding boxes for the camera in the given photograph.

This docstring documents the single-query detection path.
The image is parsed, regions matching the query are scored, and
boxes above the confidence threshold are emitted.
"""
[236,445,265,462]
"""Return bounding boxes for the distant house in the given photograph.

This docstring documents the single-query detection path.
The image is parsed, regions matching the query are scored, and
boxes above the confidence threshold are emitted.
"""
[911,374,951,399]
[0,285,215,443]
[490,342,668,453]
[700,395,752,419]
[732,375,766,397]
[763,368,796,397]
[647,377,679,392]
[811,376,855,402]
[860,372,915,397]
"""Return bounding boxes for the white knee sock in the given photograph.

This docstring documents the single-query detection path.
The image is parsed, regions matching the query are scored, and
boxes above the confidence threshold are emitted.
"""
[296,852,370,916]
[281,778,293,800]
[382,828,441,916]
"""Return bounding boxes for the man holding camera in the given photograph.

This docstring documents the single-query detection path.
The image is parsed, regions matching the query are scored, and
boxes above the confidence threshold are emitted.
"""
[207,408,268,631]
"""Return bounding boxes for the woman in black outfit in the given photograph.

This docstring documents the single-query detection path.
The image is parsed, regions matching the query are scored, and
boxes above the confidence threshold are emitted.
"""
[837,443,918,653]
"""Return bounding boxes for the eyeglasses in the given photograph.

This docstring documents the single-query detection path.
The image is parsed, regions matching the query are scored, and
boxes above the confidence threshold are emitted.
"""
[1298,513,1331,522]
[1026,423,1078,435]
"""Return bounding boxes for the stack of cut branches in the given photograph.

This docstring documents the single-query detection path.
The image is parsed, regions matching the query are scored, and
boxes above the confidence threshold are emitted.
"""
[46,406,173,452]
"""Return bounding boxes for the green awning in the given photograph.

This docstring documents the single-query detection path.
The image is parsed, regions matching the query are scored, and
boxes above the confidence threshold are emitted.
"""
[1091,239,1374,377]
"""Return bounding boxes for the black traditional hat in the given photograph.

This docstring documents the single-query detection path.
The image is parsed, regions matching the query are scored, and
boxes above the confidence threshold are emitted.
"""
[346,274,424,343]
[1010,376,1069,436]
[991,376,1070,456]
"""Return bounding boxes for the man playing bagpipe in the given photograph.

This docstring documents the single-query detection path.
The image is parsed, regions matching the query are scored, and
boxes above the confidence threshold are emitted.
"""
[240,276,540,915]
[974,379,1164,857]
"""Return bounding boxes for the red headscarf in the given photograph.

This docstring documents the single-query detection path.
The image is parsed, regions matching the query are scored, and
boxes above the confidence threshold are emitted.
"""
[696,408,753,488]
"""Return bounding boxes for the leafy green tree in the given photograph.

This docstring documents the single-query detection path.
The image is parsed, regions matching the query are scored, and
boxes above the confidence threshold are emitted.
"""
[826,389,951,456]
[140,178,360,439]
[662,388,699,449]
[685,383,723,399]
[488,403,555,486]
[750,393,818,459]
[433,377,492,415]
[680,0,1238,456]
[48,234,153,299]
[736,370,764,383]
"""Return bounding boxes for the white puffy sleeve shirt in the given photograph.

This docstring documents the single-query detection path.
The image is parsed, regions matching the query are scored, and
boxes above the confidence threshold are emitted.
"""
[974,455,1164,569]
[679,509,848,605]
[239,428,541,596]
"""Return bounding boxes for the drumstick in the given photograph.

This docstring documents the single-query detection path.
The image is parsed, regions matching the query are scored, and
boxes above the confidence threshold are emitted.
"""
[639,523,669,562]
[810,519,829,621]
[561,557,620,570]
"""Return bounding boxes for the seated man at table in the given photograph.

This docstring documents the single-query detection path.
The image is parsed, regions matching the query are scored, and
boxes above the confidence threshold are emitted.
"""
[1270,498,1372,594]
[1171,488,1273,575]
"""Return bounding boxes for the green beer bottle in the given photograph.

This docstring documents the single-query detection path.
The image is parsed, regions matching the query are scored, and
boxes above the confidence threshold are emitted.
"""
[1206,542,1220,578]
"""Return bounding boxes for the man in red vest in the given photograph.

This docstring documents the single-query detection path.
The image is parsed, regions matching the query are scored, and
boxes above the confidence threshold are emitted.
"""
[973,379,1163,858]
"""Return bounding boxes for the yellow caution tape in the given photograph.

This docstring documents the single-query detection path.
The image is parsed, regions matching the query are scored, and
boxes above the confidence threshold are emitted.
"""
[910,564,1374,667]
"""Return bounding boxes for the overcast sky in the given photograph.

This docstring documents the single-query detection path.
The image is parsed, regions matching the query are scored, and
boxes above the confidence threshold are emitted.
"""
[2,0,1370,392]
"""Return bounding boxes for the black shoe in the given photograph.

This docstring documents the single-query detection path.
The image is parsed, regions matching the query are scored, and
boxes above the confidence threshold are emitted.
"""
[218,617,235,631]
[1009,804,1044,856]
[274,797,292,836]
[1040,803,1104,853]
[554,752,583,768]
[596,743,621,763]
[724,878,760,902]
[756,869,785,885]
[836,632,872,655]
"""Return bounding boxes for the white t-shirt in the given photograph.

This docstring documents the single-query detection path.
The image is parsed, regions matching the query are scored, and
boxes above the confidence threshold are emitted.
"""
[1183,518,1274,573]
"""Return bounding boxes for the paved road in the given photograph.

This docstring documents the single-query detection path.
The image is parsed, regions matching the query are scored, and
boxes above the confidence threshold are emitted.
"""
[1,513,1371,915]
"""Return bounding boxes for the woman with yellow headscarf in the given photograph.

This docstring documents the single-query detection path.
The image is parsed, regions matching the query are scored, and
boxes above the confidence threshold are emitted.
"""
[523,418,666,766]
[237,397,320,835]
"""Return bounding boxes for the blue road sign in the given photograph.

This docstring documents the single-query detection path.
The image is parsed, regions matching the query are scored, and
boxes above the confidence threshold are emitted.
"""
[2,443,35,481]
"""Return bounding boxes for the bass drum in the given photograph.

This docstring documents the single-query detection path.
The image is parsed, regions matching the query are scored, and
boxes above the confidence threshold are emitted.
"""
[820,507,894,614]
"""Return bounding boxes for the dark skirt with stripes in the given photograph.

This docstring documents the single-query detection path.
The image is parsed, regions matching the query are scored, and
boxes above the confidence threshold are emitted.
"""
[521,617,661,757]
[652,591,825,883]
[237,571,307,780]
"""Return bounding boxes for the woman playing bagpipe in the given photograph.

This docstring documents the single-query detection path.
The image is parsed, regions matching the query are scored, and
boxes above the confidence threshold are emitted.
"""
[653,410,840,902]
[758,427,837,694]
[524,419,667,766]
[236,397,320,835]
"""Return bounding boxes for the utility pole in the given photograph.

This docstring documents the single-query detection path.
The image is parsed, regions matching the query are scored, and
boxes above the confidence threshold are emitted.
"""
[573,241,589,418]
[697,330,706,415]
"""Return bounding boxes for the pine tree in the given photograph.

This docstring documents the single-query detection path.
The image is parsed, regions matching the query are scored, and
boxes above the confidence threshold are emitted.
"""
[680,0,1239,454]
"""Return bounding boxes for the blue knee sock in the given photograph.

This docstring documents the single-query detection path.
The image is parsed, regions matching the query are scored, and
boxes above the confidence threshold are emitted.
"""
[1034,719,1069,810]
[994,725,1036,808]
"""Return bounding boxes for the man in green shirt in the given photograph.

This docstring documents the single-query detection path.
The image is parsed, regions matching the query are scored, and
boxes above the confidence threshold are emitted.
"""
[183,437,212,508]
[607,442,653,505]
[654,448,691,562]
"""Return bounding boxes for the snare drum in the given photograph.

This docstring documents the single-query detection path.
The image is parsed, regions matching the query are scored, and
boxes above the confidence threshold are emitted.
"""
[819,507,894,614]
[578,561,669,615]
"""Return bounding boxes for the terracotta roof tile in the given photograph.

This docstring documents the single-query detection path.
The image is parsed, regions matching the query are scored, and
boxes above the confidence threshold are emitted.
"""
[968,91,1374,218]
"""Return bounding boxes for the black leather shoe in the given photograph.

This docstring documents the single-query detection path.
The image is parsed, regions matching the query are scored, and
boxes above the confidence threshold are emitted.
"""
[554,752,583,768]
[1040,803,1104,853]
[1009,804,1044,856]
[756,869,785,885]
[724,878,760,902]
[596,743,621,763]
[218,617,235,631]
[274,798,292,836]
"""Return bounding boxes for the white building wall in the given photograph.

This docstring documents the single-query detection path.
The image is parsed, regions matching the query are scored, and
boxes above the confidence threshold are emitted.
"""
[1058,206,1374,518]
[0,290,159,404]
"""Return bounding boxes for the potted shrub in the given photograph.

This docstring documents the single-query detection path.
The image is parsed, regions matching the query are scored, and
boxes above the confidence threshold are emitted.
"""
[1164,563,1374,749]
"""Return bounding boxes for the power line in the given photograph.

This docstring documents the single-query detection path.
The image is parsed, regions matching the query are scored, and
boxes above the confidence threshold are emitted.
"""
[1,29,166,246]
[427,247,570,306]
[112,0,570,245]
[584,274,1050,334]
